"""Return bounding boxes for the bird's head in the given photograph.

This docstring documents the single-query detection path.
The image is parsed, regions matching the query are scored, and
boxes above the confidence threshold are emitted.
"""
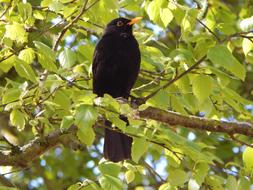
[104,17,142,36]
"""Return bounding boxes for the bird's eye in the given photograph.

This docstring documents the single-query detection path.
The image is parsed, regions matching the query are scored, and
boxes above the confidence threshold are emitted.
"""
[116,21,124,27]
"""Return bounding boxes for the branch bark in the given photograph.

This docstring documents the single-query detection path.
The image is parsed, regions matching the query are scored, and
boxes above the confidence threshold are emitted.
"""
[137,106,253,137]
[1,105,253,167]
[0,125,78,167]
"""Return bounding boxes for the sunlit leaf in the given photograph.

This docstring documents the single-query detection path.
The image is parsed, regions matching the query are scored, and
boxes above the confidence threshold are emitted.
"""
[75,105,98,146]
[99,175,123,190]
[59,49,77,68]
[125,170,135,184]
[160,8,173,27]
[14,58,37,82]
[192,75,213,103]
[10,109,26,131]
[18,48,35,64]
[131,137,149,163]
[207,45,246,80]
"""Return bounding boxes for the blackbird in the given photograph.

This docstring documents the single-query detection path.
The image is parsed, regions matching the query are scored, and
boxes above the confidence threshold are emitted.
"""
[92,17,142,162]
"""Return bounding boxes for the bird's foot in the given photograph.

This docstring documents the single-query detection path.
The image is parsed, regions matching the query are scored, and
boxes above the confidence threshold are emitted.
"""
[129,96,146,106]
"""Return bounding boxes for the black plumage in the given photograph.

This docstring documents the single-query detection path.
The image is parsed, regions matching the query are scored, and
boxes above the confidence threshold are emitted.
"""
[92,17,141,162]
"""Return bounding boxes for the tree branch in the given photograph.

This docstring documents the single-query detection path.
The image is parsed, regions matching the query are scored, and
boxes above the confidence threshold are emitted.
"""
[137,106,253,137]
[0,125,79,167]
[1,104,253,167]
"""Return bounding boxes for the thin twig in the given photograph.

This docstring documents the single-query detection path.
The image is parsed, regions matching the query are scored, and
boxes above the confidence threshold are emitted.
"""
[141,160,166,182]
[143,55,206,101]
[53,0,100,51]
[0,174,16,188]
[1,167,30,176]
[197,18,220,42]
[230,134,253,148]
[0,0,13,19]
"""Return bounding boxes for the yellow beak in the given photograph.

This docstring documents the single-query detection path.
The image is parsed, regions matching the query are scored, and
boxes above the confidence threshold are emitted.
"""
[127,17,143,25]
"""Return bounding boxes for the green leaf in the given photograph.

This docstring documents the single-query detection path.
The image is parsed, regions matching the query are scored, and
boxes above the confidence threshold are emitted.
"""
[238,177,250,190]
[168,169,188,186]
[18,48,35,64]
[98,161,121,177]
[146,90,170,110]
[160,8,173,27]
[34,41,57,71]
[242,37,253,56]
[49,0,64,13]
[75,105,98,146]
[0,55,15,73]
[99,94,120,112]
[60,116,74,131]
[193,162,209,185]
[59,49,77,68]
[181,9,198,40]
[206,175,224,190]
[131,137,149,163]
[33,10,45,20]
[10,109,26,131]
[125,170,135,184]
[242,146,253,171]
[67,183,81,190]
[68,181,101,190]
[226,176,237,190]
[14,59,37,82]
[18,2,32,21]
[207,45,246,80]
[41,0,52,7]
[37,53,57,72]
[99,175,123,190]
[34,41,56,61]
[0,187,18,190]
[158,182,172,190]
[192,75,213,103]
[170,48,195,64]
[146,0,165,25]
[53,90,71,110]
[77,124,95,146]
[2,88,21,104]
[175,75,191,94]
[106,112,126,131]
[5,23,28,43]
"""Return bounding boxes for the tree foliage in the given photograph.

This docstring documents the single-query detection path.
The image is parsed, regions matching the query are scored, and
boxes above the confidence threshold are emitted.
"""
[0,0,253,189]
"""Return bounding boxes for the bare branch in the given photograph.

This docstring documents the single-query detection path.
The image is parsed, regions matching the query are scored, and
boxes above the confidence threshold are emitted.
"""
[197,18,220,42]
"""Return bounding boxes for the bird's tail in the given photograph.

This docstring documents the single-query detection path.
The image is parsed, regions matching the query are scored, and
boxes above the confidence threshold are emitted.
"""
[103,118,132,162]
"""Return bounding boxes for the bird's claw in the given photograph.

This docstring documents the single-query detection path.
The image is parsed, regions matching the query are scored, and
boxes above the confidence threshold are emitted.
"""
[130,96,146,106]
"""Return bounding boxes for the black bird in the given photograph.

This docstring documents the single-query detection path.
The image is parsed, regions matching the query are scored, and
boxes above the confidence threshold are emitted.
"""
[92,17,142,162]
